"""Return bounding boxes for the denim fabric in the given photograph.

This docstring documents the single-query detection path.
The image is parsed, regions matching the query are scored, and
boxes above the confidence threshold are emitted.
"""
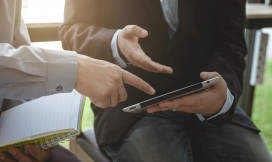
[102,111,272,162]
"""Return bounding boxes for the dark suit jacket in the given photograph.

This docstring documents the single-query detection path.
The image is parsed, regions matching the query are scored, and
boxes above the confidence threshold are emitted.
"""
[59,0,259,145]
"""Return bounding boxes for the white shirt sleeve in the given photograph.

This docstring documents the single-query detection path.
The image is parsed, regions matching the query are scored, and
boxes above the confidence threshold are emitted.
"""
[0,43,78,99]
[196,88,234,121]
[111,29,127,68]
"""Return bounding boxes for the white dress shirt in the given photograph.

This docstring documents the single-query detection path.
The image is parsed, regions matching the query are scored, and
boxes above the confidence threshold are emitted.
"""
[0,0,78,110]
[110,0,234,121]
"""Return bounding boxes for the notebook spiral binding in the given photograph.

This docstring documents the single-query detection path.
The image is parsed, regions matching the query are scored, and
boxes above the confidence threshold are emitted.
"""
[0,131,79,152]
[38,131,79,150]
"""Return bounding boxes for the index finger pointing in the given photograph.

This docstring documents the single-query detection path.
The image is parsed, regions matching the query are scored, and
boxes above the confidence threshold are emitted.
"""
[121,69,155,95]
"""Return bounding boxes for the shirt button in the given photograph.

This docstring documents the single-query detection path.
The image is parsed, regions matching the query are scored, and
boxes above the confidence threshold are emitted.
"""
[56,85,63,92]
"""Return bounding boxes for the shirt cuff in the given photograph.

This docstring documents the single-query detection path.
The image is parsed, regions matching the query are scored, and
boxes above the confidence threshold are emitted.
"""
[111,29,127,68]
[46,49,78,95]
[196,88,234,121]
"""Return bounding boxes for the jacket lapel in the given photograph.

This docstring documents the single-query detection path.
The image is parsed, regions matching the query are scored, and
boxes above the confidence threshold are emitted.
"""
[167,0,197,53]
[143,0,169,40]
[178,0,196,25]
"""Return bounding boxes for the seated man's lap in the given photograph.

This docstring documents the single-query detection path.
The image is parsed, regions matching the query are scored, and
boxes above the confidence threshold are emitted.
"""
[102,111,271,162]
[191,122,272,162]
[102,112,194,162]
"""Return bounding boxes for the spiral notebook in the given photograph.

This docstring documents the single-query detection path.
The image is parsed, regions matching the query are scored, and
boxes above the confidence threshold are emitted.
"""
[0,90,84,152]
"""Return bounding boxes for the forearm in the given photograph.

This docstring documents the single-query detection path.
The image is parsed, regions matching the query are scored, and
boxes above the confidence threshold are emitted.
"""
[0,43,77,99]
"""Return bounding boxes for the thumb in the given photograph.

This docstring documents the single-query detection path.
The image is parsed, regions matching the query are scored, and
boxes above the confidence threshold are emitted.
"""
[124,25,148,39]
[200,71,227,89]
[200,71,219,80]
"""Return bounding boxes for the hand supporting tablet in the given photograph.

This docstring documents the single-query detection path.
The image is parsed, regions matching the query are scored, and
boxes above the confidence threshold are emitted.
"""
[122,76,220,113]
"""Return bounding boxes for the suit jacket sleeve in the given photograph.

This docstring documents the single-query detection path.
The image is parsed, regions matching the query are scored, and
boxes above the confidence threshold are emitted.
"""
[59,0,117,63]
[202,0,247,122]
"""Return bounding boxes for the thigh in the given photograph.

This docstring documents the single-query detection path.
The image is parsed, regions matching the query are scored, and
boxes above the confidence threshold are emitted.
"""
[102,115,193,162]
[191,123,272,162]
[50,145,82,162]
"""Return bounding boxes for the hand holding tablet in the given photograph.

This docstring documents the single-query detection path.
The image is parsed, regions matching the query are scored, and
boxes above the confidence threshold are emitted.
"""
[123,72,227,115]
[147,72,228,114]
[123,76,220,113]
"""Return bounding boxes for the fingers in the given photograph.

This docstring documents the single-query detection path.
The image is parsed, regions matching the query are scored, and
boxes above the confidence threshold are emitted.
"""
[7,146,51,162]
[147,91,205,114]
[200,71,219,80]
[0,153,16,162]
[24,145,51,162]
[119,25,173,74]
[123,25,148,39]
[134,57,173,74]
[121,69,155,95]
[200,71,227,89]
[160,95,197,111]
[126,43,173,74]
[110,90,119,107]
[8,148,34,162]
[92,86,128,108]
[148,72,227,114]
[117,85,128,102]
[147,104,169,113]
[147,101,173,113]
[94,99,110,108]
[127,46,173,74]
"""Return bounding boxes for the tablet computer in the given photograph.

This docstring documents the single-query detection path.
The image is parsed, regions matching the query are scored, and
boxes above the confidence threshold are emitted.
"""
[122,76,220,113]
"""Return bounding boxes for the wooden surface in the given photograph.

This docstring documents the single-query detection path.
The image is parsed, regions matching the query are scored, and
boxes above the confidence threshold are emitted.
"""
[70,138,94,162]
[246,3,272,19]
[27,23,61,42]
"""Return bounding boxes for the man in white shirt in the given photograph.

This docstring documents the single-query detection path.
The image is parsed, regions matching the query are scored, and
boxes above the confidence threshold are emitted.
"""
[0,0,173,161]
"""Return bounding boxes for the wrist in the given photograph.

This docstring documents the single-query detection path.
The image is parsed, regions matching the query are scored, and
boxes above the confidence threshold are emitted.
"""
[45,49,77,95]
[75,54,85,90]
[112,29,127,68]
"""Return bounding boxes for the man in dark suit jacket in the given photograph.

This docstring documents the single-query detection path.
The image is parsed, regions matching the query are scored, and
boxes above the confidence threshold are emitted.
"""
[60,0,272,161]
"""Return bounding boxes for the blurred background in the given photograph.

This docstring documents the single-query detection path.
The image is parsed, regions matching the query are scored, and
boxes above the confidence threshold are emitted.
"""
[21,0,272,154]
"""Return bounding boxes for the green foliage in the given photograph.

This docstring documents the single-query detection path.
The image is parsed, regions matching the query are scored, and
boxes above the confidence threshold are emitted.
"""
[81,98,94,130]
[252,59,272,151]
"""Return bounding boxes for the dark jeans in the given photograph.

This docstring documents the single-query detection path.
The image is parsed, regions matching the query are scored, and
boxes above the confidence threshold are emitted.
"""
[102,111,272,162]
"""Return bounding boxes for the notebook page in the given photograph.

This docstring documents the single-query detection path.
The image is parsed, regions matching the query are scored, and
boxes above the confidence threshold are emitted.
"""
[0,90,83,146]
